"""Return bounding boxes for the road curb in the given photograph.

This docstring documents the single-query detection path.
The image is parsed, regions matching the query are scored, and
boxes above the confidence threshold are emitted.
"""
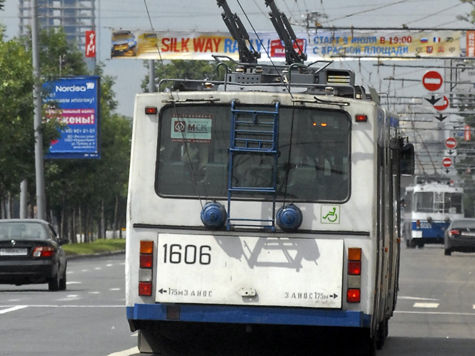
[66,249,125,260]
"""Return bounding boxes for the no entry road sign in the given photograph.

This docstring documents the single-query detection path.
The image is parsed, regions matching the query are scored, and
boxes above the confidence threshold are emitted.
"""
[422,71,443,91]
[445,137,457,149]
[442,157,452,168]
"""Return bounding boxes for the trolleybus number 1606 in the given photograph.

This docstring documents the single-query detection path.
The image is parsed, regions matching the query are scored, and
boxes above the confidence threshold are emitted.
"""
[162,243,212,265]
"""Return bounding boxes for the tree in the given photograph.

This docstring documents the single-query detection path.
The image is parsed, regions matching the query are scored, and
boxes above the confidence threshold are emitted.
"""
[0,35,59,216]
[1,27,131,241]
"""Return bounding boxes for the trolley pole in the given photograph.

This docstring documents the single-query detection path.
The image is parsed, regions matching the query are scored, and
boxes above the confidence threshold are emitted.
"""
[32,0,46,220]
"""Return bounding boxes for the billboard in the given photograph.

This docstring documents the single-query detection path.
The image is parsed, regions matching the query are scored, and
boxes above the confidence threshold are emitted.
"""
[110,29,469,60]
[43,76,100,159]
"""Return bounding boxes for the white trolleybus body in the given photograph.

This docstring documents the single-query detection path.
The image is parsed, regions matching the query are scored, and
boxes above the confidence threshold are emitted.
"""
[125,1,414,353]
[403,180,463,248]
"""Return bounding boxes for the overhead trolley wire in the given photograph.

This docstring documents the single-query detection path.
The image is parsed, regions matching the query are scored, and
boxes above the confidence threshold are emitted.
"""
[328,0,409,22]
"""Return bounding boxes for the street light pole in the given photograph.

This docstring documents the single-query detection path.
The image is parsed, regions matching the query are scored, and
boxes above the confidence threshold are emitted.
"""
[32,0,46,220]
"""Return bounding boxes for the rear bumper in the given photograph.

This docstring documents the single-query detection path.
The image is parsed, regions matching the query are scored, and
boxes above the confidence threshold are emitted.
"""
[0,259,55,284]
[446,236,475,252]
[126,303,371,329]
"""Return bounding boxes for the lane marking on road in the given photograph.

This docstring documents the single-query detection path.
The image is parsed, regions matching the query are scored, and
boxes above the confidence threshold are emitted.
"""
[398,295,439,301]
[94,267,102,271]
[395,310,475,316]
[56,294,81,302]
[0,304,123,308]
[66,281,82,285]
[109,288,121,291]
[473,304,475,310]
[0,305,28,314]
[88,291,101,295]
[413,302,440,308]
[108,346,139,356]
[106,263,113,267]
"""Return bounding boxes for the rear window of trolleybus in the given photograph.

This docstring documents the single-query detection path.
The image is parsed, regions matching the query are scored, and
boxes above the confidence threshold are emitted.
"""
[155,105,351,202]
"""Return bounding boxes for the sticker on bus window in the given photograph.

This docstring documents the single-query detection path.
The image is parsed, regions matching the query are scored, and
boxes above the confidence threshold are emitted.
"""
[321,205,340,224]
[171,114,212,143]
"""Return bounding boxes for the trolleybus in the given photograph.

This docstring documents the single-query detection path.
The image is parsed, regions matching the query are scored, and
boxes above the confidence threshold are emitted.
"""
[125,1,414,354]
[402,180,463,248]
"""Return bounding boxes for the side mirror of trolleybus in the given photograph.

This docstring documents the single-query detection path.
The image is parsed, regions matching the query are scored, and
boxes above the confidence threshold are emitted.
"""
[400,143,415,175]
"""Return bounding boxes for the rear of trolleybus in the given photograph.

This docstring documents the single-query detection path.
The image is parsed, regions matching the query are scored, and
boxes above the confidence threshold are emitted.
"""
[403,182,464,248]
[125,73,413,353]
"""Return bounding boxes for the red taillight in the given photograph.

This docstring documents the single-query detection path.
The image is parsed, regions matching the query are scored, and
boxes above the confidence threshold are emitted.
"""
[139,282,153,296]
[145,106,157,115]
[348,260,361,275]
[139,240,154,296]
[347,247,362,303]
[347,288,361,303]
[32,246,55,257]
[355,114,367,122]
[140,254,153,269]
[449,229,460,237]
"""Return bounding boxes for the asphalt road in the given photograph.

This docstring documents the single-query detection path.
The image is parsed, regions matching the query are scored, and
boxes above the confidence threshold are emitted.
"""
[0,254,133,356]
[0,245,474,355]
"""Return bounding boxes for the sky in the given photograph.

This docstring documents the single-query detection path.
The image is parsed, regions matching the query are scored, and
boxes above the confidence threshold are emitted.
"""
[0,0,473,117]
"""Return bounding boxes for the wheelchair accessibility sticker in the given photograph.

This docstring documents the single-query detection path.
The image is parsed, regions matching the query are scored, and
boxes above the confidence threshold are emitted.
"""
[321,205,340,224]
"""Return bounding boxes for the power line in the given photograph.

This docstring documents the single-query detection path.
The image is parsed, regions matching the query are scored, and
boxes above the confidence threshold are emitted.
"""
[327,0,409,22]
[404,2,464,25]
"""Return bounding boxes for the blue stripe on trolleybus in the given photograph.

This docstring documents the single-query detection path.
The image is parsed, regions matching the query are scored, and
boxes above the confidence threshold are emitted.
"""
[411,221,448,238]
[127,304,371,328]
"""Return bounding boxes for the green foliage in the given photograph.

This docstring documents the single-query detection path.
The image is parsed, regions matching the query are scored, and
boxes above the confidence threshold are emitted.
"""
[0,37,34,197]
[62,238,125,256]
[0,28,131,239]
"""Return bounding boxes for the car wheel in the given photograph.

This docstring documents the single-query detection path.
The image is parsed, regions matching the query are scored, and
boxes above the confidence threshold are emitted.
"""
[59,264,67,291]
[48,265,60,291]
[444,248,451,256]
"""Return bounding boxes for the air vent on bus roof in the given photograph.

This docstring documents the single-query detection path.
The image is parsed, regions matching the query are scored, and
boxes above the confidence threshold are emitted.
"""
[326,70,353,85]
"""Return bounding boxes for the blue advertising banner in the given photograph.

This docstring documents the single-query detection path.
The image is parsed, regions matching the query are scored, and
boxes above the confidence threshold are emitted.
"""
[43,76,100,159]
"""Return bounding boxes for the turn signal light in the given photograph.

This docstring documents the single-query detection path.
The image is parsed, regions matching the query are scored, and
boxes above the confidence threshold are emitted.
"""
[140,241,154,254]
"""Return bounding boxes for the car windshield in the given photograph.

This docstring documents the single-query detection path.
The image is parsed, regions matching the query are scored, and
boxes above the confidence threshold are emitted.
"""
[452,220,475,229]
[0,222,48,241]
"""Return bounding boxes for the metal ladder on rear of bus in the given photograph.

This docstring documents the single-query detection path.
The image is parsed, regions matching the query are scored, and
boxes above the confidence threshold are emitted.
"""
[226,100,280,231]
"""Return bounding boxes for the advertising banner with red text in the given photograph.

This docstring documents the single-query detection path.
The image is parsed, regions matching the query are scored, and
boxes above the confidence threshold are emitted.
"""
[111,29,471,60]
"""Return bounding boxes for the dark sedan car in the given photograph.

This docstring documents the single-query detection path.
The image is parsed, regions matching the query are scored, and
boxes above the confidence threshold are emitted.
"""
[0,219,67,291]
[444,218,475,256]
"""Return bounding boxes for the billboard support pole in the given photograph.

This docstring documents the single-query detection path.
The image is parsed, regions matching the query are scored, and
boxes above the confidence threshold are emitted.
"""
[148,60,155,92]
[32,0,46,220]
